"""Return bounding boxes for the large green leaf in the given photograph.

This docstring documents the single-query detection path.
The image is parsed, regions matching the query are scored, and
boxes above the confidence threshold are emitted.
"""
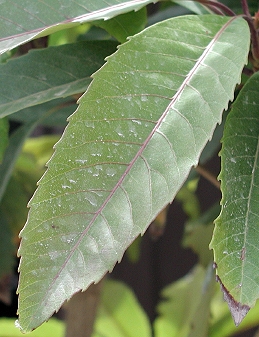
[17,15,250,332]
[93,279,151,337]
[0,0,155,54]
[0,41,117,118]
[210,72,259,326]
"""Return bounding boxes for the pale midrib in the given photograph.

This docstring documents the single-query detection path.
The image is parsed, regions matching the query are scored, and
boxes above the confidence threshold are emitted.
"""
[240,135,259,300]
[0,0,156,43]
[30,16,237,324]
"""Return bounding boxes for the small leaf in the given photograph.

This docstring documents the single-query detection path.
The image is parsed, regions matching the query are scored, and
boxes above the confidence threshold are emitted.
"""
[126,236,142,262]
[92,279,152,337]
[210,72,259,325]
[0,0,156,54]
[22,135,60,168]
[154,265,214,337]
[176,179,200,220]
[1,136,58,234]
[10,97,76,127]
[94,7,147,43]
[18,15,250,331]
[173,0,212,14]
[1,175,34,235]
[183,204,220,267]
[0,122,37,203]
[0,41,117,118]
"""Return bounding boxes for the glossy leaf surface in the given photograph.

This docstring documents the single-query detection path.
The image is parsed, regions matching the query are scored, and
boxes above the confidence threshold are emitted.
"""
[0,0,155,54]
[0,41,117,118]
[18,15,250,331]
[210,72,259,326]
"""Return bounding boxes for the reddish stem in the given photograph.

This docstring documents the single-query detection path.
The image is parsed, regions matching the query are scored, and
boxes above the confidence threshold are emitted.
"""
[243,15,259,61]
[242,66,254,77]
[241,0,251,17]
[196,0,236,16]
[195,165,220,190]
[207,4,225,15]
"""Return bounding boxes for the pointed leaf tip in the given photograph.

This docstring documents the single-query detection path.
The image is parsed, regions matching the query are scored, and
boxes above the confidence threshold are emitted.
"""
[216,275,250,326]
[17,15,251,331]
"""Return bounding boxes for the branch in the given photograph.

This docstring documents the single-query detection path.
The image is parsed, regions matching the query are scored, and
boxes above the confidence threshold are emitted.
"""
[195,0,236,16]
[65,279,104,337]
[195,164,220,189]
[243,15,259,62]
[241,0,251,17]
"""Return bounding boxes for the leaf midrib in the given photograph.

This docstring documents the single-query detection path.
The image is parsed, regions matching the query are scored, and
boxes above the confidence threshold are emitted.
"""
[32,15,237,321]
[0,0,156,43]
[239,135,259,300]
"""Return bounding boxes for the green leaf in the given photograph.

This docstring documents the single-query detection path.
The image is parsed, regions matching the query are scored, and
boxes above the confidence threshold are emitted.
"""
[183,203,219,267]
[0,118,9,162]
[210,72,259,326]
[1,175,34,235]
[0,0,156,54]
[0,41,117,118]
[17,15,250,332]
[0,49,17,63]
[0,122,37,203]
[48,24,90,47]
[1,135,58,235]
[94,8,147,43]
[154,265,214,337]
[176,179,200,220]
[173,0,212,14]
[126,235,142,263]
[10,97,77,127]
[0,318,64,337]
[22,135,60,168]
[92,279,151,337]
